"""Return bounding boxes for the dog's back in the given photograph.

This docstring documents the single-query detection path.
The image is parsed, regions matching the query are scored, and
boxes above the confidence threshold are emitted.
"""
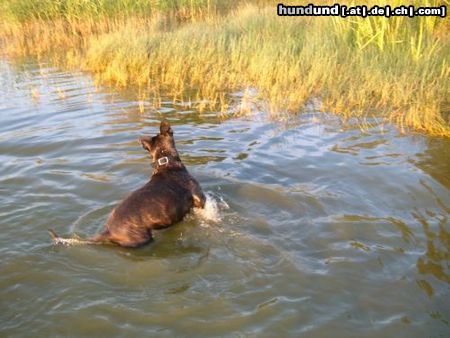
[105,169,202,247]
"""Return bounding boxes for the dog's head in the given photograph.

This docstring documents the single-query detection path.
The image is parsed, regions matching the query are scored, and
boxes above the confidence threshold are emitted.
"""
[139,120,180,164]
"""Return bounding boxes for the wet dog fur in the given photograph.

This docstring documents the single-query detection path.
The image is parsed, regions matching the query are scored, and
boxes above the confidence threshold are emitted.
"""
[49,120,205,247]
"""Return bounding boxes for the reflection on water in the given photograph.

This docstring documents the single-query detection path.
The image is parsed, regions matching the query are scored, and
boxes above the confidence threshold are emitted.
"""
[0,59,449,336]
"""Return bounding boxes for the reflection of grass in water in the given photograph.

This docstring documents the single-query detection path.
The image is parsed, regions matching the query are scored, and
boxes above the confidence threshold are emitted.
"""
[413,210,450,284]
[0,0,448,135]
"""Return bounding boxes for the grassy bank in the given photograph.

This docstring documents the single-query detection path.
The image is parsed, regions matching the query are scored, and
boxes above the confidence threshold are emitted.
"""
[1,0,449,136]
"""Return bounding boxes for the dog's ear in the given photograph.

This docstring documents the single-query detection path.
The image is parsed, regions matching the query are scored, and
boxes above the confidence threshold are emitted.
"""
[160,119,173,136]
[139,136,152,152]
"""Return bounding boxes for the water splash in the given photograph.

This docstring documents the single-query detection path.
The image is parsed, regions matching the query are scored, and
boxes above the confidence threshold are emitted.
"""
[193,192,229,227]
[48,229,96,246]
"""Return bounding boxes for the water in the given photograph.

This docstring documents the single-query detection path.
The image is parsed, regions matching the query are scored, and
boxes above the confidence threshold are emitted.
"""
[0,59,449,337]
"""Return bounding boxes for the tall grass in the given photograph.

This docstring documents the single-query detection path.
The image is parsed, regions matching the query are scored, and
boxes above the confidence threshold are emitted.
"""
[0,0,448,135]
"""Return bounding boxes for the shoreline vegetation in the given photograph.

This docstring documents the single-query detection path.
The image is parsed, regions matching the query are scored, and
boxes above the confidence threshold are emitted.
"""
[0,0,449,136]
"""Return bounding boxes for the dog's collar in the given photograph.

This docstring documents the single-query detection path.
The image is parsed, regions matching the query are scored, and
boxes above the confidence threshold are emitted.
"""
[157,156,169,166]
[153,154,183,172]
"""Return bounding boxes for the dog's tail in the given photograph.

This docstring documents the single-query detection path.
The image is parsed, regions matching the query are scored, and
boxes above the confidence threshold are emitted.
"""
[48,229,110,246]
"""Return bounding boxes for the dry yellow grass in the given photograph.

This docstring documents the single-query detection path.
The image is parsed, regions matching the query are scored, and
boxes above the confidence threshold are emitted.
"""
[0,0,449,135]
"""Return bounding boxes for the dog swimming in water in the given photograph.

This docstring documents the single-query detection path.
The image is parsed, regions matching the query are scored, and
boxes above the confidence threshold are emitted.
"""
[49,119,206,248]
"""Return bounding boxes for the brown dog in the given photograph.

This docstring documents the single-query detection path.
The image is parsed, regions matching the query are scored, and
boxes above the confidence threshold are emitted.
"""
[49,120,206,247]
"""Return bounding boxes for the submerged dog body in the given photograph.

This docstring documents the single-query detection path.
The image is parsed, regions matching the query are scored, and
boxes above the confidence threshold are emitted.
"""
[50,120,205,247]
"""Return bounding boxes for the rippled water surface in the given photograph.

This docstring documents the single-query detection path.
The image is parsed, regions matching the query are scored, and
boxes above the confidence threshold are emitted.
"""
[0,59,449,337]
